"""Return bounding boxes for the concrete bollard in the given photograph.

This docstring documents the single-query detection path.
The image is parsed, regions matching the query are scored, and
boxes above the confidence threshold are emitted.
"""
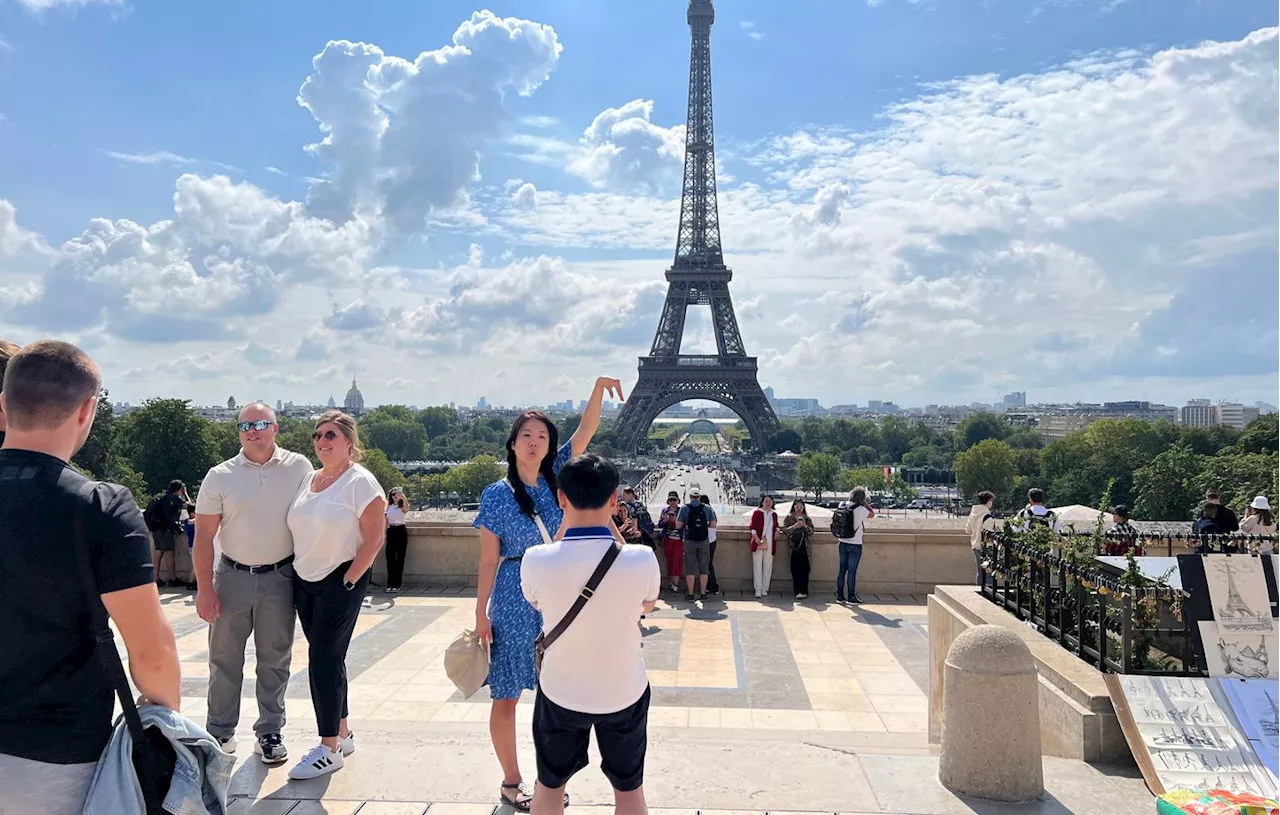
[938,624,1044,802]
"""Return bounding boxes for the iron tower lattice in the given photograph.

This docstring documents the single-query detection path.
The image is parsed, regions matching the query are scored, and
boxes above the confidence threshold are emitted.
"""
[614,0,780,454]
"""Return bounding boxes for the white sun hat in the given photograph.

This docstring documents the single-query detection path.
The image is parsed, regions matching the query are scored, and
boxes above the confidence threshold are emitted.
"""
[1250,495,1271,511]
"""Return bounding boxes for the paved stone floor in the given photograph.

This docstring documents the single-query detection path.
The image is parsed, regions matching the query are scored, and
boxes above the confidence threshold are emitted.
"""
[149,586,1154,814]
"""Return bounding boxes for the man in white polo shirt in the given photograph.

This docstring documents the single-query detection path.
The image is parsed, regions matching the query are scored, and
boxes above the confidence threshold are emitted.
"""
[522,454,660,815]
[193,402,313,764]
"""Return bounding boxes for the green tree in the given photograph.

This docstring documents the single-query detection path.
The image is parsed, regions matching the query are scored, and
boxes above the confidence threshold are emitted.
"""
[277,418,320,465]
[1234,413,1278,455]
[1133,442,1204,521]
[416,406,460,440]
[954,412,1010,451]
[118,399,219,493]
[879,416,913,462]
[363,418,427,461]
[841,467,887,492]
[359,448,404,494]
[445,455,505,501]
[770,426,802,453]
[1195,452,1279,516]
[955,438,1017,502]
[73,390,116,479]
[405,473,448,505]
[365,405,416,424]
[204,420,242,461]
[1005,427,1044,450]
[795,452,843,502]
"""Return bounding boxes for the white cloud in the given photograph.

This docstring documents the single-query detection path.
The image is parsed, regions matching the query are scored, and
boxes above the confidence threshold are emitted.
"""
[566,99,685,194]
[16,0,123,10]
[296,12,563,232]
[101,150,241,173]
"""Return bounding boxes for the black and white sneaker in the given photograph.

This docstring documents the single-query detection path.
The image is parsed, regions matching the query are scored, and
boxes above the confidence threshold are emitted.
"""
[216,735,237,754]
[255,733,287,765]
[339,730,355,757]
[288,743,344,780]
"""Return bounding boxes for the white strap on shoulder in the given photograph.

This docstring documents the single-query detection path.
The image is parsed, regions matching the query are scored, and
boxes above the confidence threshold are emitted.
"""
[504,478,554,546]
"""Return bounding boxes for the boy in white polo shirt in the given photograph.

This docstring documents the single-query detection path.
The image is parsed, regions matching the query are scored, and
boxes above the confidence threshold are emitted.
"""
[521,454,660,815]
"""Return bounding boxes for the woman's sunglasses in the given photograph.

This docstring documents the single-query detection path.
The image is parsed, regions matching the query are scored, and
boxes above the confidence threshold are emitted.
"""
[311,429,340,442]
[237,420,275,432]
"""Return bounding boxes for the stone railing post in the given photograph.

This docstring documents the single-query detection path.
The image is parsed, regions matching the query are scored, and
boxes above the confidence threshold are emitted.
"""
[938,624,1044,802]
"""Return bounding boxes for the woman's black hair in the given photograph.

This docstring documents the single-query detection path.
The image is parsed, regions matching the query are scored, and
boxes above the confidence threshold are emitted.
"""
[505,410,560,518]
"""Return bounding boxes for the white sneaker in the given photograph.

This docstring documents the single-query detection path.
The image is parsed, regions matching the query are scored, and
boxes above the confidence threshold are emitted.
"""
[288,743,344,780]
[217,735,236,754]
[796,593,808,600]
[339,730,355,757]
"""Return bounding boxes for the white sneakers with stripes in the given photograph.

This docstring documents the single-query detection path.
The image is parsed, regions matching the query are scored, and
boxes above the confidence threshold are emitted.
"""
[287,731,356,780]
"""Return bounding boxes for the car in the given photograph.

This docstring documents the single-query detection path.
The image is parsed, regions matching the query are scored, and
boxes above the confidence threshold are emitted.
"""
[679,480,685,486]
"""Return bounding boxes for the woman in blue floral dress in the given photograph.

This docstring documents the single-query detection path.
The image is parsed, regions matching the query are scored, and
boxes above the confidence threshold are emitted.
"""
[473,375,623,811]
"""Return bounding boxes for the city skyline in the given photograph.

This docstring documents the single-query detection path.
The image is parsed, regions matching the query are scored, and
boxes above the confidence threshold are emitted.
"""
[1,1,1276,411]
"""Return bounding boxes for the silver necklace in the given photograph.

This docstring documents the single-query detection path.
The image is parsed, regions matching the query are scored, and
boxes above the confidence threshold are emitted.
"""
[313,461,351,491]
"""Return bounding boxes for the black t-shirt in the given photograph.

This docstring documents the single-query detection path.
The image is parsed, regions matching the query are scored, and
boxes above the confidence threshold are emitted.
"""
[0,449,156,764]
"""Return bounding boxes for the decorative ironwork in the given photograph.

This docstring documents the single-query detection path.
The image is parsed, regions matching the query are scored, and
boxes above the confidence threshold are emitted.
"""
[615,0,779,453]
[979,529,1198,676]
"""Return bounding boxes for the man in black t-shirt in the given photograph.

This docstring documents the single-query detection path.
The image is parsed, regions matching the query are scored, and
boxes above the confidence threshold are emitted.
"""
[154,478,189,587]
[0,341,180,814]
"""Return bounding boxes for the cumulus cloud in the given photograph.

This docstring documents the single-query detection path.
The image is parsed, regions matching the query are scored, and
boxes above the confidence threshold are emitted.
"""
[297,12,563,231]
[566,99,686,193]
[2,174,376,341]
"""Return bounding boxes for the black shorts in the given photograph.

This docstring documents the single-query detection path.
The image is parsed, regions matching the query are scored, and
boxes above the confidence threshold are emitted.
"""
[533,685,651,791]
[152,528,178,553]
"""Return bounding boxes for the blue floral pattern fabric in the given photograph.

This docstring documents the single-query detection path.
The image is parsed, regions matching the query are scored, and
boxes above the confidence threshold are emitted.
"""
[473,440,573,699]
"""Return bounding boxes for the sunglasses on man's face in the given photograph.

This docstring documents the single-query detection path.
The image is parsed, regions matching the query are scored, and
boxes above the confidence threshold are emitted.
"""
[311,430,340,442]
[237,420,275,433]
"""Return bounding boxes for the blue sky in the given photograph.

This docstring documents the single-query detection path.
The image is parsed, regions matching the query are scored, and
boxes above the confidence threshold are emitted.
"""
[0,0,1276,410]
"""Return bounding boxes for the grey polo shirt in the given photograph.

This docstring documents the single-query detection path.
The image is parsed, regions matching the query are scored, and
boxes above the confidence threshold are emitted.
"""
[195,446,313,566]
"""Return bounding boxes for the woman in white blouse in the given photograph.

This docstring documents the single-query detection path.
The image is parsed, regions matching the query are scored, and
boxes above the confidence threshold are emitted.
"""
[384,487,410,593]
[285,410,387,780]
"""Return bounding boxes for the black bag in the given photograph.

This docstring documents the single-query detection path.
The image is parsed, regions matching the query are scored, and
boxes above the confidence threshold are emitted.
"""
[534,543,621,678]
[72,483,177,815]
[684,504,709,542]
[142,495,165,532]
[830,506,858,539]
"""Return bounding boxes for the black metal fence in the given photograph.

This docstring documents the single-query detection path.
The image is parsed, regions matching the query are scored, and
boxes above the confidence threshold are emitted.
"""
[975,530,1274,676]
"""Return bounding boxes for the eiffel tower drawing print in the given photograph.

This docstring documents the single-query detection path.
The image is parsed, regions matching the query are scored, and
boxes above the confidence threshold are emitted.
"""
[1203,556,1276,634]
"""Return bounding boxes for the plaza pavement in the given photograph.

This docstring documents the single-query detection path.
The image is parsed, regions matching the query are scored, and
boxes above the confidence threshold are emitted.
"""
[146,586,1156,814]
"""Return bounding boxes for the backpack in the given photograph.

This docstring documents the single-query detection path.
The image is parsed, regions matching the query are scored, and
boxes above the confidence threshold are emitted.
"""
[830,505,859,539]
[684,504,709,542]
[1021,508,1056,529]
[1192,516,1218,535]
[142,495,166,531]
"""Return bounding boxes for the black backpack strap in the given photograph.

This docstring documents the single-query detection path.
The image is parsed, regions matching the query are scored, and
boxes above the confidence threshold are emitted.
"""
[540,542,621,652]
[70,480,147,742]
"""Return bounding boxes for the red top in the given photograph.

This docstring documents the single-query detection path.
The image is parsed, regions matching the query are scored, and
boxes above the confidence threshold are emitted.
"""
[749,508,779,556]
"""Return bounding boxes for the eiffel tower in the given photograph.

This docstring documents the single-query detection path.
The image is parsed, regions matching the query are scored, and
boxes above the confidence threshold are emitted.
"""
[1219,561,1255,620]
[614,0,780,453]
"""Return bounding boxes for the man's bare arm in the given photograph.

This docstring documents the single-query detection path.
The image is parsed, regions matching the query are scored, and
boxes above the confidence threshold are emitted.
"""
[102,584,180,710]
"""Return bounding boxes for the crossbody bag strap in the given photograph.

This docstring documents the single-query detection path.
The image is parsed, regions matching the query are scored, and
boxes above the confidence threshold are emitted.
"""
[504,478,554,546]
[70,480,147,743]
[541,542,621,652]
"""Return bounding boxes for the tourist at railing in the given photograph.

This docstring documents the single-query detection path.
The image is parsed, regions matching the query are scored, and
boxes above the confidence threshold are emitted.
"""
[748,495,778,598]
[833,487,874,604]
[284,410,388,780]
[472,376,622,812]
[1240,496,1274,553]
[1204,489,1240,533]
[782,498,814,599]
[1105,505,1142,556]
[384,487,410,593]
[700,492,721,596]
[965,491,996,585]
[678,487,714,601]
[657,492,684,594]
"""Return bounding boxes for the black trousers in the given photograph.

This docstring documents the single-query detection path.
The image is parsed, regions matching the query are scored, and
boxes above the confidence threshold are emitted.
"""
[294,561,368,737]
[385,525,408,589]
[790,547,810,596]
[707,540,719,593]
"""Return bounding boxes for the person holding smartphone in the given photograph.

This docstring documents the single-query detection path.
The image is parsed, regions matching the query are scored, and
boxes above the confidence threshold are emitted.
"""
[384,488,410,593]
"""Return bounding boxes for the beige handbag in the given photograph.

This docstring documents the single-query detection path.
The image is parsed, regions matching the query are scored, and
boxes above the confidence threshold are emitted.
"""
[444,629,489,699]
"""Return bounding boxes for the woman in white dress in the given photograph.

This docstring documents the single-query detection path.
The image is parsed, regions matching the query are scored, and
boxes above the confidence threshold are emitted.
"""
[285,410,387,780]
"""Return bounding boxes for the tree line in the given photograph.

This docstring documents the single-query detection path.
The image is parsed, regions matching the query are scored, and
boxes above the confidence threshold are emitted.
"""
[770,412,1276,520]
